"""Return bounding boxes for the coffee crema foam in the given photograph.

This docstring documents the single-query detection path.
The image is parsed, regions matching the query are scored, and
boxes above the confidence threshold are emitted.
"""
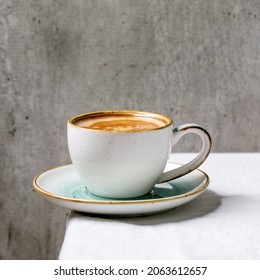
[75,116,166,132]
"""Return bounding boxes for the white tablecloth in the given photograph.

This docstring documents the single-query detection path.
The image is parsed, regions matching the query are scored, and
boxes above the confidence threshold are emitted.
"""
[59,153,260,260]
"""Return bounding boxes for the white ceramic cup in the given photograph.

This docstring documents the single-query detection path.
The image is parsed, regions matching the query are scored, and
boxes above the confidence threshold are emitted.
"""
[67,110,212,199]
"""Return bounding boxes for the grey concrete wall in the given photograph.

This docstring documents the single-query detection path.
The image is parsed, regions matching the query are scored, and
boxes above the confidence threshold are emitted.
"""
[0,0,259,259]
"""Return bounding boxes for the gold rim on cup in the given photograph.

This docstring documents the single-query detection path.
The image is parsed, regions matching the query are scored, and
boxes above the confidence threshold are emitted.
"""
[67,110,173,132]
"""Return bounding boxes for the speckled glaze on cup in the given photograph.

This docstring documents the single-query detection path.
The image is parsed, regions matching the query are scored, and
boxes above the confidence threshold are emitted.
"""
[67,110,211,199]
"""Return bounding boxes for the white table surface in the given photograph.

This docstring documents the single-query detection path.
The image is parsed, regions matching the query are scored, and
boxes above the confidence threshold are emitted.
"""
[59,153,260,260]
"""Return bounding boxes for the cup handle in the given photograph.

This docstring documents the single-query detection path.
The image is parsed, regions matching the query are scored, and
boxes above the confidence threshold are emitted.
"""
[158,124,212,183]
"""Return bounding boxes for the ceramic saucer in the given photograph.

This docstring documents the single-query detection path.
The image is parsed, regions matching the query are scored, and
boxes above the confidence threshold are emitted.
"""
[33,162,210,216]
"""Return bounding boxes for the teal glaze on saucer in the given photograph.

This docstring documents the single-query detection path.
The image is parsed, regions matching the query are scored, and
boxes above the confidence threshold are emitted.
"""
[58,179,196,201]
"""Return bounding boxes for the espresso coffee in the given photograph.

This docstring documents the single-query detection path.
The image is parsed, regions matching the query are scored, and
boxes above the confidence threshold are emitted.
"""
[74,113,169,132]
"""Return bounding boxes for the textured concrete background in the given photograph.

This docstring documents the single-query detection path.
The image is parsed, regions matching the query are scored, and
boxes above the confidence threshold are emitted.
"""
[0,0,260,259]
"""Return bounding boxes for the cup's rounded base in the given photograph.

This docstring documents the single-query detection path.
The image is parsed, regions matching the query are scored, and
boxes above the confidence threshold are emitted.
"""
[87,187,153,200]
